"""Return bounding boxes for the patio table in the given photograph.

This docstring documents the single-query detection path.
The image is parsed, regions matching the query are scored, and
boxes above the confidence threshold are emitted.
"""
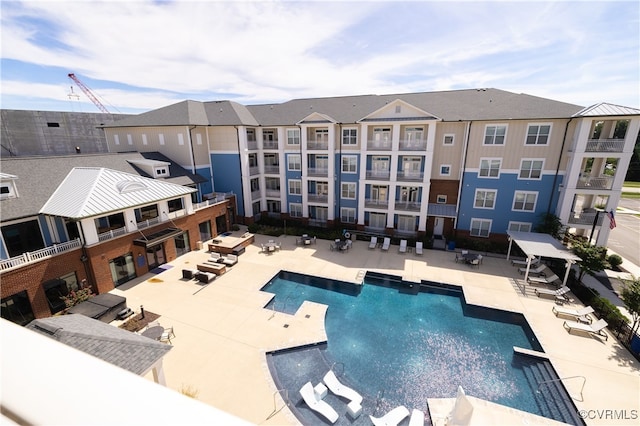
[141,326,164,340]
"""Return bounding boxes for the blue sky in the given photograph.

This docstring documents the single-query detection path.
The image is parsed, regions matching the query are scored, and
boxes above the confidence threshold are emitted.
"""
[1,0,638,114]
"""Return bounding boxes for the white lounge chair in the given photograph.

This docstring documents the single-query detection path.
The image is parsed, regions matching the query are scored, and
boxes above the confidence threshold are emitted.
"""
[552,305,594,323]
[534,285,571,303]
[299,382,339,424]
[323,370,363,405]
[381,237,391,251]
[415,241,423,255]
[511,257,540,267]
[518,264,546,276]
[408,409,425,426]
[368,236,378,249]
[527,273,560,285]
[209,252,222,262]
[563,318,608,340]
[370,405,410,426]
[399,239,408,253]
[220,254,238,266]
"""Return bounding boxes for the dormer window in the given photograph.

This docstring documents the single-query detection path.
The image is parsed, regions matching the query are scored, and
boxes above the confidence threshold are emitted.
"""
[0,173,19,199]
[155,167,168,177]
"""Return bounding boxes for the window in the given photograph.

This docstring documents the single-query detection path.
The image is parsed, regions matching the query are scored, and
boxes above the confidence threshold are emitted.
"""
[479,158,501,177]
[288,180,302,195]
[196,133,202,145]
[158,134,165,145]
[443,134,455,145]
[127,134,133,145]
[177,133,184,145]
[246,129,256,141]
[287,129,300,145]
[315,129,328,141]
[342,128,357,145]
[508,222,532,232]
[155,167,167,176]
[289,203,303,217]
[168,198,184,212]
[405,127,424,142]
[248,153,258,168]
[341,208,356,223]
[342,155,357,173]
[526,124,550,145]
[341,182,356,199]
[484,125,507,145]
[252,201,261,216]
[519,159,544,179]
[263,130,276,141]
[114,134,120,145]
[440,165,451,176]
[250,178,260,192]
[265,177,280,192]
[369,212,387,229]
[287,154,301,171]
[142,134,148,145]
[470,219,491,237]
[1,291,35,326]
[436,195,447,204]
[135,204,159,222]
[474,189,496,209]
[513,191,538,211]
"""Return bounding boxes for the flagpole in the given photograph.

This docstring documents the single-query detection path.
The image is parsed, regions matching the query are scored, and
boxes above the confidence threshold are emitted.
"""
[589,210,600,245]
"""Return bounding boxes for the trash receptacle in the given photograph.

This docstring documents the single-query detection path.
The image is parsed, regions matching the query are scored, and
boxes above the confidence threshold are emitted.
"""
[196,241,203,250]
[447,241,456,251]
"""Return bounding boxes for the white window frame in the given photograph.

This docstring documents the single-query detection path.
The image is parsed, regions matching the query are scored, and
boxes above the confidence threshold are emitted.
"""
[341,182,356,199]
[508,221,532,232]
[158,134,165,145]
[142,134,148,145]
[519,159,544,180]
[287,154,301,171]
[342,128,357,145]
[483,124,507,145]
[440,164,451,176]
[470,218,492,237]
[127,134,133,145]
[288,180,301,195]
[177,133,184,146]
[436,195,447,204]
[286,128,300,145]
[368,212,387,229]
[443,134,455,146]
[341,207,356,223]
[342,155,358,173]
[479,158,501,178]
[512,191,538,212]
[289,203,303,217]
[525,123,551,145]
[113,134,120,145]
[474,189,497,209]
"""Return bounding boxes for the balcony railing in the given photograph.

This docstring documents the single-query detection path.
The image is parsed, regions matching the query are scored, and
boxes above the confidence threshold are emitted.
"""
[576,175,614,190]
[137,217,160,230]
[366,170,391,180]
[307,167,329,177]
[567,211,605,226]
[263,141,279,149]
[249,166,259,175]
[399,140,427,151]
[585,138,625,152]
[394,201,421,212]
[397,171,424,181]
[308,219,328,228]
[308,194,328,203]
[263,165,280,174]
[307,141,329,150]
[247,141,258,150]
[0,239,82,272]
[365,199,389,209]
[367,140,392,150]
[193,192,233,210]
[265,189,281,197]
[251,190,261,200]
[98,226,127,242]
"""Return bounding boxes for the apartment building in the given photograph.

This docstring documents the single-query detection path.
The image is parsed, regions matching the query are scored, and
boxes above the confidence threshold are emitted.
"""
[101,89,640,245]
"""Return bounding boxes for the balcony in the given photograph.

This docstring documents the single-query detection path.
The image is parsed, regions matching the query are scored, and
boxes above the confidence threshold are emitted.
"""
[137,217,161,230]
[247,141,258,150]
[0,239,82,272]
[394,201,421,212]
[308,193,328,203]
[308,219,328,228]
[576,175,614,190]
[399,139,427,151]
[308,167,328,177]
[567,211,605,226]
[367,140,392,150]
[263,165,280,174]
[265,188,281,197]
[251,190,261,200]
[366,170,391,180]
[249,166,259,176]
[193,192,233,210]
[307,140,328,150]
[263,140,279,149]
[98,226,127,242]
[397,171,424,182]
[585,139,625,153]
[365,199,389,209]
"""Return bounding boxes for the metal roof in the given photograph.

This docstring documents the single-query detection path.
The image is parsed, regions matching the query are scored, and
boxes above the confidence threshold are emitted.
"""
[26,314,171,376]
[40,167,196,219]
[507,231,581,261]
[573,102,640,117]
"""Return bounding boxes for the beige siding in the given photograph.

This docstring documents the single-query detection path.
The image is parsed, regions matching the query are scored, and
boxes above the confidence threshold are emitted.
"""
[207,126,239,152]
[105,126,194,167]
[432,122,467,179]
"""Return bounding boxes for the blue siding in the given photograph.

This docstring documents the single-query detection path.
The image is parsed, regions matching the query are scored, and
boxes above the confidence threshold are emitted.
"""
[458,172,562,235]
[39,216,53,245]
[210,153,244,216]
[195,165,213,196]
[335,153,360,218]
[54,217,68,242]
[284,153,303,212]
[0,237,7,259]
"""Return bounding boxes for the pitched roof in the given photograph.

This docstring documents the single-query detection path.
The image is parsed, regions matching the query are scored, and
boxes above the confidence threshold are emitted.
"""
[26,314,171,376]
[40,167,196,219]
[0,152,203,221]
[573,102,640,117]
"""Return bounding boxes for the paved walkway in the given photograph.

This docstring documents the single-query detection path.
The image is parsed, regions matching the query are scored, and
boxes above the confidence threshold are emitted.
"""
[111,229,640,425]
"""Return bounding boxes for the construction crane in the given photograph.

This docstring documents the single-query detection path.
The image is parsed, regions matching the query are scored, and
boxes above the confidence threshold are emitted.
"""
[67,73,110,114]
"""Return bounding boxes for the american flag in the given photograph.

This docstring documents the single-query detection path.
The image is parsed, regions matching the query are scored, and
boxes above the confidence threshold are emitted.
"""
[608,210,617,230]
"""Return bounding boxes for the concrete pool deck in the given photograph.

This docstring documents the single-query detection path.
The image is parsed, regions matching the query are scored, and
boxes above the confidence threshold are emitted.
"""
[111,229,640,425]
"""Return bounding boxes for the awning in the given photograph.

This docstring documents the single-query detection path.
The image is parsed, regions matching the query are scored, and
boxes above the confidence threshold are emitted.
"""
[133,227,183,247]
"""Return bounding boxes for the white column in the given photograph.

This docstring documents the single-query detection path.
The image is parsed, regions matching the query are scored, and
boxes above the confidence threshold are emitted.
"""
[327,125,336,221]
[80,218,99,245]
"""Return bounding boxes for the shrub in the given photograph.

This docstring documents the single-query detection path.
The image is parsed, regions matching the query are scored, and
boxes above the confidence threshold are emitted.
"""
[247,223,260,233]
[607,254,623,269]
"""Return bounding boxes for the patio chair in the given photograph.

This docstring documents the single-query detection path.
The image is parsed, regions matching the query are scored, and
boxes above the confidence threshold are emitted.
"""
[563,318,608,340]
[409,409,425,426]
[370,405,410,426]
[220,254,238,267]
[415,241,423,255]
[518,264,546,276]
[469,258,480,268]
[381,237,391,251]
[534,285,571,303]
[399,239,408,253]
[160,326,175,344]
[527,273,560,286]
[323,370,363,405]
[299,382,339,424]
[511,257,540,267]
[209,252,222,262]
[552,305,594,323]
[369,236,378,249]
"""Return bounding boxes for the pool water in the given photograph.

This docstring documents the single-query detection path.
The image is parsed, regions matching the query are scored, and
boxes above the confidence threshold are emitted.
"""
[264,271,560,425]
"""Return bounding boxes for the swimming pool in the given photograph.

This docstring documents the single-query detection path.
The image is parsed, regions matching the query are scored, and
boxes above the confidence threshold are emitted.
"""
[264,271,581,425]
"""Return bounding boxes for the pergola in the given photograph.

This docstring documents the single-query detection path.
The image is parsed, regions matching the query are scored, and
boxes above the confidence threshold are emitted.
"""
[506,231,581,287]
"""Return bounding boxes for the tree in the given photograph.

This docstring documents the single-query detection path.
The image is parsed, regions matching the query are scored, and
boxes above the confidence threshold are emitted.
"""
[621,276,640,341]
[535,213,563,238]
[569,236,608,282]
